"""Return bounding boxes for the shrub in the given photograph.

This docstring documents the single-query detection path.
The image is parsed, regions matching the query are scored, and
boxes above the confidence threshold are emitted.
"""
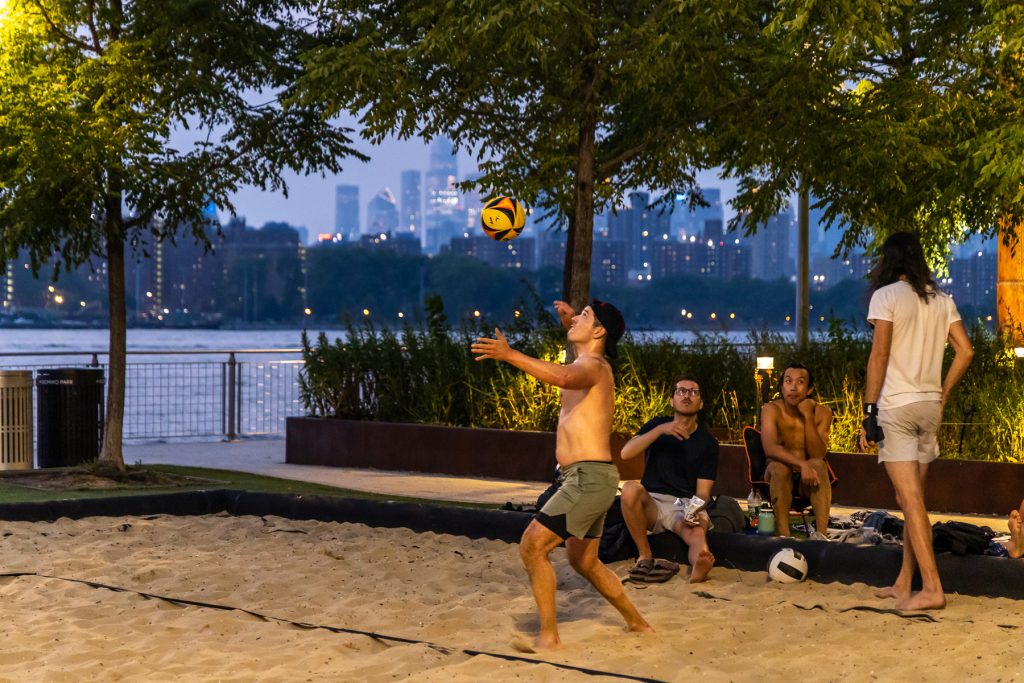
[298,300,1024,462]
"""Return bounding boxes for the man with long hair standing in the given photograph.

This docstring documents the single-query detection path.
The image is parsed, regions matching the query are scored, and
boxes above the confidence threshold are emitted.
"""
[860,232,974,610]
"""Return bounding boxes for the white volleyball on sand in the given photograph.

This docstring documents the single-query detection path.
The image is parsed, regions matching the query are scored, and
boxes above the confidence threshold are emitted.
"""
[767,548,808,583]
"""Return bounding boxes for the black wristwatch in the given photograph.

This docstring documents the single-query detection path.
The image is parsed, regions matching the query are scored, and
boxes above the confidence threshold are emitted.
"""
[863,402,878,416]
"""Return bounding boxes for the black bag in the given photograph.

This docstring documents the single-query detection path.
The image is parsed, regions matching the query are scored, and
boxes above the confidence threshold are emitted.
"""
[707,495,745,534]
[932,520,994,556]
[598,497,638,563]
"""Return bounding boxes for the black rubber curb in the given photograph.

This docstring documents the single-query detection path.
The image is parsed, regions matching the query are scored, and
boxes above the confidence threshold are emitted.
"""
[1,490,1021,600]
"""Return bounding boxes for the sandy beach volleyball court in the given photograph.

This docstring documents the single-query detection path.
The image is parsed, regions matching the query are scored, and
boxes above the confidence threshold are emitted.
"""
[0,513,1020,681]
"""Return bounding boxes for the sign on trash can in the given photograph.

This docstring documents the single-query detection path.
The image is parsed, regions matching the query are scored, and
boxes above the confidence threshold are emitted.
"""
[36,368,105,468]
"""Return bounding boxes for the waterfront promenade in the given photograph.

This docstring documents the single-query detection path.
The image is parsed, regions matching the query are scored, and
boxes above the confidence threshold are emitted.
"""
[126,438,549,507]
[126,438,1011,532]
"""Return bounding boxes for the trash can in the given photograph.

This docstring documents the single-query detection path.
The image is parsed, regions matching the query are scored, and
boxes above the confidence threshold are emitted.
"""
[0,370,33,470]
[36,368,105,468]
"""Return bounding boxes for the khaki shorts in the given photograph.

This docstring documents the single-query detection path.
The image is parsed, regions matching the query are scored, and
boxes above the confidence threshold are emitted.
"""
[649,492,712,533]
[536,461,619,539]
[877,401,942,464]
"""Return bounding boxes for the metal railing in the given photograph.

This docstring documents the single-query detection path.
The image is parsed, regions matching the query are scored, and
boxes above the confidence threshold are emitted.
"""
[0,349,305,442]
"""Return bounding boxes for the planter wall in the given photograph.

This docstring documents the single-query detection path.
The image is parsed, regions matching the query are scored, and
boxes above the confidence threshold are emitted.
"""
[287,417,1023,516]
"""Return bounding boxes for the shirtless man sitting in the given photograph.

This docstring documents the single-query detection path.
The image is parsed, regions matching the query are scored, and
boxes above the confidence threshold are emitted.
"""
[472,299,652,651]
[760,363,833,539]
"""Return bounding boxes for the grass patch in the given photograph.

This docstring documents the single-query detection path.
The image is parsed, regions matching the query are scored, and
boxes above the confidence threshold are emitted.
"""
[0,464,495,510]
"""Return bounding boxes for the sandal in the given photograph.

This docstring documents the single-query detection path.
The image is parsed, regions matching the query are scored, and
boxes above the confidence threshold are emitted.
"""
[628,558,680,583]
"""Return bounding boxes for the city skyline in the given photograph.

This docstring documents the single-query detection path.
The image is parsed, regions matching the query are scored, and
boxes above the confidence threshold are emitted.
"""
[218,116,742,240]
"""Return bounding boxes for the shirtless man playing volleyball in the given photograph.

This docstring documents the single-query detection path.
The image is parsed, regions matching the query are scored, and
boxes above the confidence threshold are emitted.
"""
[472,299,652,650]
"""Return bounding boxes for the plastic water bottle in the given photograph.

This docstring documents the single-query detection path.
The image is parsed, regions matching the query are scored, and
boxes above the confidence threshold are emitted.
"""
[747,489,761,532]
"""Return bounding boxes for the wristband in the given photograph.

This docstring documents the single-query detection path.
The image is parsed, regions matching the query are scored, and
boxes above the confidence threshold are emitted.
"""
[863,402,878,416]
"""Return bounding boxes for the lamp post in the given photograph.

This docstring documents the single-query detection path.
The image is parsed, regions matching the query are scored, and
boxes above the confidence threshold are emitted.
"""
[754,356,774,427]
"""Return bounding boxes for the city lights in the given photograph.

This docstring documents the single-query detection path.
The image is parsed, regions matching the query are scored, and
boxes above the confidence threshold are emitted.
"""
[729,313,736,319]
[473,310,480,317]
[304,308,312,315]
[398,312,404,318]
[363,308,370,316]
[53,295,63,304]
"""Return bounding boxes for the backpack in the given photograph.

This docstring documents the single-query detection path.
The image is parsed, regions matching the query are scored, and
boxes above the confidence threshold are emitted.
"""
[708,495,745,534]
[931,520,994,556]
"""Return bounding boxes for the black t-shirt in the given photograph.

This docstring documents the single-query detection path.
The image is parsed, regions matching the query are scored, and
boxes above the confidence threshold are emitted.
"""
[637,417,719,498]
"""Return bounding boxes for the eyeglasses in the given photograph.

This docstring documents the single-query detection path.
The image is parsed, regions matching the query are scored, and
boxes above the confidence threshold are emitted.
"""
[674,387,700,397]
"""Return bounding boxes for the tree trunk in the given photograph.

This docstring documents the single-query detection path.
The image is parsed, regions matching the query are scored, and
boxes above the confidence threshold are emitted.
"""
[562,213,577,302]
[568,122,596,314]
[997,224,1024,346]
[99,216,127,470]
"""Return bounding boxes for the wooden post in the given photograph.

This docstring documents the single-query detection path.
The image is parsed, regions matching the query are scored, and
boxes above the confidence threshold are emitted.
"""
[997,228,1024,346]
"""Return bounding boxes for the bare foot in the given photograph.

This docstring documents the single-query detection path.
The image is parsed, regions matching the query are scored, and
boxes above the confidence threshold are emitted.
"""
[689,550,715,583]
[512,632,562,653]
[1007,510,1024,559]
[626,619,655,634]
[896,589,946,611]
[874,585,910,601]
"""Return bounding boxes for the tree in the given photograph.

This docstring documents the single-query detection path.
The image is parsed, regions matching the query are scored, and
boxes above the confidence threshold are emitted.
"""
[717,1,1019,257]
[296,0,767,313]
[0,0,363,468]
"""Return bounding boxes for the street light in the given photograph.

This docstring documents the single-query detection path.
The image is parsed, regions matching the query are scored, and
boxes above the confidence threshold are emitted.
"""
[754,356,774,426]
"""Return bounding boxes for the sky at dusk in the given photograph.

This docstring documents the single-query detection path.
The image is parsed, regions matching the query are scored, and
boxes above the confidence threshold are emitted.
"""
[221,115,740,240]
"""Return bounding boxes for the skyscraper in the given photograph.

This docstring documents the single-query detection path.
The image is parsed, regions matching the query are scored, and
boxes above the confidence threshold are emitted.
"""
[334,185,360,241]
[400,170,422,238]
[669,187,723,240]
[366,187,399,235]
[424,137,463,254]
[607,191,669,275]
[750,208,794,280]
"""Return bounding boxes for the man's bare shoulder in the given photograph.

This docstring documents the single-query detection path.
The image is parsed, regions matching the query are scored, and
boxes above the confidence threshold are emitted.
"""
[761,400,784,421]
[815,402,834,418]
[565,353,612,388]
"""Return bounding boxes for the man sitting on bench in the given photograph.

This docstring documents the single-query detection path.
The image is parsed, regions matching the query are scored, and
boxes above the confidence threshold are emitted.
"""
[619,377,718,583]
[760,363,833,539]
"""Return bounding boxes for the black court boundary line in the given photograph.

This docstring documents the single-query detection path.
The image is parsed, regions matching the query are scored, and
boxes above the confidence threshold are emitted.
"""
[1,489,1023,599]
[0,571,664,683]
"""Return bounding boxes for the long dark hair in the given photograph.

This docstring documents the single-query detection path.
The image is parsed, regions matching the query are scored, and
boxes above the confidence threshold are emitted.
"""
[869,232,937,301]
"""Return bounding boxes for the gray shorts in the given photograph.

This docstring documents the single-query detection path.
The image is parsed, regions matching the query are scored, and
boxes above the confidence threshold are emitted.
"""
[536,461,619,539]
[877,401,942,464]
[649,492,712,533]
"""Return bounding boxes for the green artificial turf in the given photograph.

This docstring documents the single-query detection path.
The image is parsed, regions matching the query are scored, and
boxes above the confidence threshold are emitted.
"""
[0,464,493,509]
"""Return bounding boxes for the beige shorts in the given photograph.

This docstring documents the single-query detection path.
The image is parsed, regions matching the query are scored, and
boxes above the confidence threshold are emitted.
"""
[649,492,712,533]
[877,401,942,464]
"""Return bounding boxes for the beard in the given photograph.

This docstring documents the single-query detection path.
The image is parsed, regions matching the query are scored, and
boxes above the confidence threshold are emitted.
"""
[673,406,700,417]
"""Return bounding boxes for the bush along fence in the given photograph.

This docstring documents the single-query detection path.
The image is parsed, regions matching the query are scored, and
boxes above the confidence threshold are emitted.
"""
[298,296,1024,463]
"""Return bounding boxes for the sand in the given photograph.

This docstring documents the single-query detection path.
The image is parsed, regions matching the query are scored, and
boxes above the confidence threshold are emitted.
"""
[0,514,1020,682]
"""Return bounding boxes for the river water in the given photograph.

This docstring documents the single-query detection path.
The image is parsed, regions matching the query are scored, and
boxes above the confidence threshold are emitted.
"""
[0,327,782,443]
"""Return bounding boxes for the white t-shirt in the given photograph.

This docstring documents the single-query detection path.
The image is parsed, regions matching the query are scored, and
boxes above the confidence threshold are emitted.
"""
[867,280,961,409]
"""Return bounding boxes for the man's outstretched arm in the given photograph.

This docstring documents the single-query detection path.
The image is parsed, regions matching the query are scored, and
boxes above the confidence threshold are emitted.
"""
[471,328,600,390]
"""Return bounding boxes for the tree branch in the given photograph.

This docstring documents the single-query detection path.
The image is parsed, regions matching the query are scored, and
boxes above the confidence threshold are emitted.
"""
[27,0,103,55]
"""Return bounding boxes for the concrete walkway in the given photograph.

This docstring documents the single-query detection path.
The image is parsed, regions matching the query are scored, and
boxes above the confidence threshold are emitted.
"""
[126,438,1012,533]
[126,438,549,506]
